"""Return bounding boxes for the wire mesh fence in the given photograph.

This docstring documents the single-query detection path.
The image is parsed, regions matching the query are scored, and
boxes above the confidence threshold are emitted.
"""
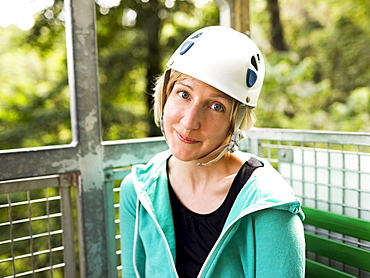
[245,129,370,277]
[259,140,370,219]
[0,174,78,278]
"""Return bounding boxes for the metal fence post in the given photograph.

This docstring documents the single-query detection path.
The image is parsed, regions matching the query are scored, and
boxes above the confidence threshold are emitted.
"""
[59,174,78,278]
[214,0,250,34]
[104,168,119,278]
[64,0,108,276]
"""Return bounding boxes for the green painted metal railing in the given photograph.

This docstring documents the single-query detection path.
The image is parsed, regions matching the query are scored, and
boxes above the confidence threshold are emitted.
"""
[304,206,370,276]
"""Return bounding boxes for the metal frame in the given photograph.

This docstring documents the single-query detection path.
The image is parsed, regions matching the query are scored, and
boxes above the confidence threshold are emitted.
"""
[214,0,250,34]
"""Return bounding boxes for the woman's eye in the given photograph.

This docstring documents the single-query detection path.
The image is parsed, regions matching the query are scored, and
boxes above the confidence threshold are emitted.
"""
[179,91,189,99]
[211,103,224,112]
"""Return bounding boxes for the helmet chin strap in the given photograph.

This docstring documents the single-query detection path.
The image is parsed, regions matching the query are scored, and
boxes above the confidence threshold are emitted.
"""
[197,105,247,166]
[196,129,246,166]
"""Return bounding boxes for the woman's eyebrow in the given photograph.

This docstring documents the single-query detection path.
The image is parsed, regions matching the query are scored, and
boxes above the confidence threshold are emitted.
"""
[209,92,233,103]
[174,80,193,90]
[175,80,232,103]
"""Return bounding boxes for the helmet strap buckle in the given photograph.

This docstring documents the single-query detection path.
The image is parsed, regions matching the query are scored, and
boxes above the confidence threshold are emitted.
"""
[228,129,246,153]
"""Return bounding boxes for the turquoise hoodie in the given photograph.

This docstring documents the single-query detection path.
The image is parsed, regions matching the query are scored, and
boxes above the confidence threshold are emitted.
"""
[120,150,306,277]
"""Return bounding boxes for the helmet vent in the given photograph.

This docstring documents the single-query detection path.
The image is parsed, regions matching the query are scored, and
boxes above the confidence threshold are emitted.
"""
[191,32,203,39]
[180,41,194,55]
[246,68,257,88]
[251,56,258,71]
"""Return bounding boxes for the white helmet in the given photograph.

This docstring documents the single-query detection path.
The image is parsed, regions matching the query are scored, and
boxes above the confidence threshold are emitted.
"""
[166,25,265,107]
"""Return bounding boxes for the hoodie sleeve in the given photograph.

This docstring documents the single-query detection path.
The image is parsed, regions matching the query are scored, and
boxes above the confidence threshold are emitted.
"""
[253,209,306,278]
[119,173,143,277]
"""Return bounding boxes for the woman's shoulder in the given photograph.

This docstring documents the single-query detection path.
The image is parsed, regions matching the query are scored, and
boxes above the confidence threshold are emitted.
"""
[124,149,169,181]
[234,151,298,205]
[120,149,171,192]
[133,149,171,174]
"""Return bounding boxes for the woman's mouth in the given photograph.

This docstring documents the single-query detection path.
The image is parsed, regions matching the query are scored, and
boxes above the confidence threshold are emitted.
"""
[176,132,200,144]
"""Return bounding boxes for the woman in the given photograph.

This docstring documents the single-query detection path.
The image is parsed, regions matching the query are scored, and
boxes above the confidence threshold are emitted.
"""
[120,26,305,277]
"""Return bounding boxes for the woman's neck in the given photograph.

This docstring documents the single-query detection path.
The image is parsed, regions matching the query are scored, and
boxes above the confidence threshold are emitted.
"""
[167,153,243,214]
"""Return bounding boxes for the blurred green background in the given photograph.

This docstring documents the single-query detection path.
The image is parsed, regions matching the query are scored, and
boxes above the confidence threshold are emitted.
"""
[0,0,369,150]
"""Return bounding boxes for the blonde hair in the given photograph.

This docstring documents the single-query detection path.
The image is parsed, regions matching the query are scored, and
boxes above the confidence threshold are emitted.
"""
[152,70,256,131]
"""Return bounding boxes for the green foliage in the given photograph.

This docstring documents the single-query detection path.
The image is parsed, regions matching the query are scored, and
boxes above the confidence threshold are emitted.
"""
[0,0,368,151]
[256,51,370,131]
[0,24,70,150]
[252,0,370,132]
[329,87,370,131]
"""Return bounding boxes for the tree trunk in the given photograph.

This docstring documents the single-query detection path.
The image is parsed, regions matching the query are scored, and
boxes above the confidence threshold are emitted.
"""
[142,0,163,137]
[266,0,288,51]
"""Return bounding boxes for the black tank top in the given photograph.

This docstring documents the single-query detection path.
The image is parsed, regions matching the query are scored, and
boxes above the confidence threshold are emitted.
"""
[168,157,263,278]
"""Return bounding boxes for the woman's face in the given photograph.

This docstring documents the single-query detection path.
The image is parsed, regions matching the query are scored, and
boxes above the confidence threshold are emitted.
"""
[163,78,234,163]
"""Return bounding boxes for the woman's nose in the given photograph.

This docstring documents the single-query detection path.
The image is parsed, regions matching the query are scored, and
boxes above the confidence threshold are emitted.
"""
[180,105,201,130]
